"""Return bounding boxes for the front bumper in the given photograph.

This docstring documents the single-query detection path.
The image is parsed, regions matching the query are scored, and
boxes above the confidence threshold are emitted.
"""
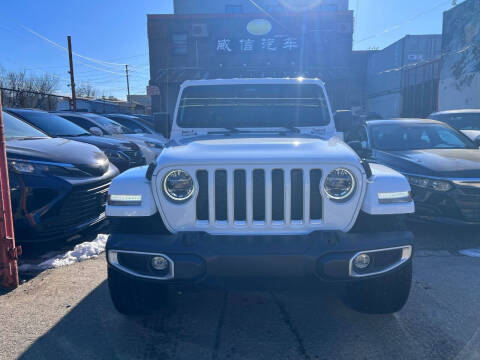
[106,230,413,288]
[411,184,480,225]
[11,165,117,242]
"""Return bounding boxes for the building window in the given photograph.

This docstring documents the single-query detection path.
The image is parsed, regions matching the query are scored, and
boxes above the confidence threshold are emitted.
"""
[172,33,188,55]
[226,5,243,14]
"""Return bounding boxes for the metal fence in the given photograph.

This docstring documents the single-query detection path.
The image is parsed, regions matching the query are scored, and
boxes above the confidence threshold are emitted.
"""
[401,59,441,118]
[0,87,71,111]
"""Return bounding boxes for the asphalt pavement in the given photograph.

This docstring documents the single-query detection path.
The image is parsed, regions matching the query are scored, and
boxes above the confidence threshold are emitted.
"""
[1,222,480,360]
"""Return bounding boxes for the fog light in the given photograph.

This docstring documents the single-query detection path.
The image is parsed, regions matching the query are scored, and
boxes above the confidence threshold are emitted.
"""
[353,253,370,269]
[151,256,169,271]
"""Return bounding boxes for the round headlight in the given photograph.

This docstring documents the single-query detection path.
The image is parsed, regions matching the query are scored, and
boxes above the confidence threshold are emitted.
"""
[163,169,194,201]
[324,168,356,201]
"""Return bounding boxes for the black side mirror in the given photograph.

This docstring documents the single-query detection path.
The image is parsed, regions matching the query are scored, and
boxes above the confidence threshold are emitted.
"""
[153,113,171,138]
[474,136,480,148]
[334,110,353,132]
[348,141,364,153]
[348,140,372,158]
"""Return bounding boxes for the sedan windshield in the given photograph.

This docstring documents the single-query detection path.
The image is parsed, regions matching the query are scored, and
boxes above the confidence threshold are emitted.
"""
[3,112,49,139]
[177,84,330,128]
[431,113,480,131]
[370,123,476,151]
[81,113,132,134]
[9,110,89,137]
[107,116,151,134]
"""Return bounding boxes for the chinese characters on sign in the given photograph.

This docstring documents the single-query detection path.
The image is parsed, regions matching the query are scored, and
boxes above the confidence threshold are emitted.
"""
[217,39,232,52]
[217,36,300,53]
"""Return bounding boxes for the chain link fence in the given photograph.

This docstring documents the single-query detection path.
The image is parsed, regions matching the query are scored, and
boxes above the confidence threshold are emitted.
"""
[0,87,71,111]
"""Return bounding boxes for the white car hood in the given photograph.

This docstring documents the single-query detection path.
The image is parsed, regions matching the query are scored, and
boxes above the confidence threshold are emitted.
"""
[157,136,360,166]
[127,133,167,144]
[461,130,480,141]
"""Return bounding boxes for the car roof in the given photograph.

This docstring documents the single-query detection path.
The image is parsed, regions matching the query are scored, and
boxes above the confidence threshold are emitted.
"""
[6,108,47,113]
[105,114,140,120]
[55,111,103,118]
[366,118,444,126]
[430,109,480,116]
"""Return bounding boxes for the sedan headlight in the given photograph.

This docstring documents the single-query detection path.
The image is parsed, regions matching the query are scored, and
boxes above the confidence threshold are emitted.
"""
[163,169,194,202]
[8,159,87,177]
[407,176,452,192]
[324,168,356,201]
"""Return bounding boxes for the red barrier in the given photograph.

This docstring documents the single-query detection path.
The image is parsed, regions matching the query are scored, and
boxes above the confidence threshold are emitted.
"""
[0,93,21,290]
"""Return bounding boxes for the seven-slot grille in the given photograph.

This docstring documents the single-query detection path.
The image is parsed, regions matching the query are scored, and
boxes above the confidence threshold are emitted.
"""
[196,168,323,225]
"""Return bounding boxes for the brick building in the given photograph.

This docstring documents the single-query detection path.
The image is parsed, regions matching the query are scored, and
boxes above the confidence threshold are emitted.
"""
[147,0,359,114]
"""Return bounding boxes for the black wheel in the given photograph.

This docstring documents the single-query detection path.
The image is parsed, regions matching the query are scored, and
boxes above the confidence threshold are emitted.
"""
[345,261,412,314]
[108,267,171,316]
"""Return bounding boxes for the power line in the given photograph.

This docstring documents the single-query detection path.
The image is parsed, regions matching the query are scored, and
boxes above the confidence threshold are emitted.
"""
[74,59,126,76]
[20,25,128,68]
[246,0,288,30]
[354,0,452,44]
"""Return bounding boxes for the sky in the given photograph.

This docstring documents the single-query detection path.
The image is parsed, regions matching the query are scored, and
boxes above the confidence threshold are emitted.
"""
[0,0,461,99]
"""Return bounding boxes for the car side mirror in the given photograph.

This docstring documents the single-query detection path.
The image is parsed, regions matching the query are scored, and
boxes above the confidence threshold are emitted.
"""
[473,136,480,148]
[134,128,143,134]
[348,141,364,153]
[334,110,353,133]
[89,127,104,136]
[154,113,171,138]
[348,140,371,158]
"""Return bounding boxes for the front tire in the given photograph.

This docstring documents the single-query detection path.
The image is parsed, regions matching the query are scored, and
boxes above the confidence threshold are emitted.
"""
[108,267,171,316]
[345,261,412,314]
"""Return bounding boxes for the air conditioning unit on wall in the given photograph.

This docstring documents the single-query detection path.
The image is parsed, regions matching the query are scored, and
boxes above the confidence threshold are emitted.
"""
[191,24,208,37]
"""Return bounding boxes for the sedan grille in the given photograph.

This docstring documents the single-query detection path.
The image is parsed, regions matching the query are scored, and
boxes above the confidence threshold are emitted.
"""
[36,179,111,239]
[122,150,146,166]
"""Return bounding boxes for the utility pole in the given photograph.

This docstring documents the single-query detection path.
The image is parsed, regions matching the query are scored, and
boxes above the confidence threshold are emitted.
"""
[125,64,131,104]
[67,36,77,112]
[0,93,21,290]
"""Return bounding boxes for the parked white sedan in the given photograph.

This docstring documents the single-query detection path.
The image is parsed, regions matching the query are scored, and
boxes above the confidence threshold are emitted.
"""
[429,109,480,144]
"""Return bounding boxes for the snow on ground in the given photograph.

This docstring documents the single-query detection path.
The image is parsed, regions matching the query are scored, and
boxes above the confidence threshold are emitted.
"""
[459,248,480,258]
[19,234,109,272]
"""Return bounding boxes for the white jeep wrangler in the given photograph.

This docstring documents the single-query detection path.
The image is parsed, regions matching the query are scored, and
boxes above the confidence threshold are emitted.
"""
[106,78,414,315]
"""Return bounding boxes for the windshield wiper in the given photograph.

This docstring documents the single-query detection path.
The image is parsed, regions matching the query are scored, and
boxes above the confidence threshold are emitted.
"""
[9,136,46,140]
[279,126,301,134]
[207,128,243,135]
[64,133,91,137]
[207,127,301,135]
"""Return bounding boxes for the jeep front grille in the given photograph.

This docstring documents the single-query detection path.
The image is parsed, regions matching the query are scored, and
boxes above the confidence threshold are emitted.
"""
[195,168,322,226]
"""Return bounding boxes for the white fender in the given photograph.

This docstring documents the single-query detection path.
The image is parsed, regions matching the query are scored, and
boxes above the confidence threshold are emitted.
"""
[106,166,157,217]
[361,163,415,215]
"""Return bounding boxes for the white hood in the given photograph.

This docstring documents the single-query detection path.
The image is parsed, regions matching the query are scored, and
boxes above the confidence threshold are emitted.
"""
[461,130,480,142]
[158,135,360,167]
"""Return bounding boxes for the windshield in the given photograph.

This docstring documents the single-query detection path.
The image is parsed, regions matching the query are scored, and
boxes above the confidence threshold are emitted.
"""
[431,113,480,130]
[177,84,330,129]
[80,113,132,134]
[107,116,150,133]
[370,123,476,151]
[9,110,89,137]
[3,112,49,139]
